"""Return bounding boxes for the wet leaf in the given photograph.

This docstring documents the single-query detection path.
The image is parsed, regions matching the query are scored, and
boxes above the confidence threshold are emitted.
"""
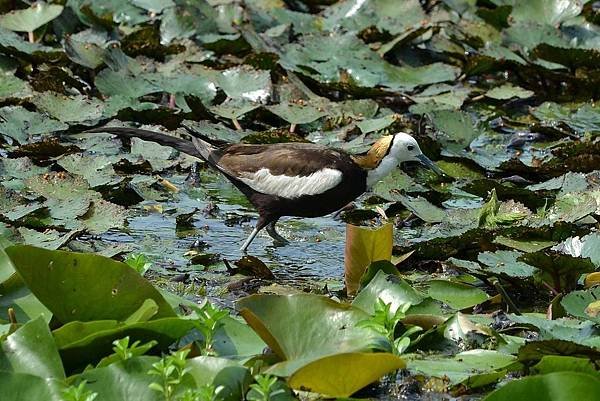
[288,352,405,397]
[5,245,176,323]
[485,84,534,100]
[0,3,63,32]
[483,372,600,401]
[236,294,391,377]
[0,372,64,401]
[0,316,64,378]
[353,270,425,314]
[32,92,104,124]
[0,106,67,144]
[407,350,517,387]
[427,280,488,310]
[79,356,163,401]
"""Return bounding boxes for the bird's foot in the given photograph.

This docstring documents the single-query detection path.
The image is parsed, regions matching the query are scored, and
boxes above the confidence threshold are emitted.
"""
[266,223,289,246]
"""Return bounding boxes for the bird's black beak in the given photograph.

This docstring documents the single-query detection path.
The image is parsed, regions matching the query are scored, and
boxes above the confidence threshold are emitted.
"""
[416,154,444,175]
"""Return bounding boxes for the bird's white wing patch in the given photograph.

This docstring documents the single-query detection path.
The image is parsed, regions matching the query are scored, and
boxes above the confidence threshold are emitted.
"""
[238,168,343,199]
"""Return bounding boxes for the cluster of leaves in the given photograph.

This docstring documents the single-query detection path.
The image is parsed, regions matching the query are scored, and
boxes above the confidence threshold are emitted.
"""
[0,244,407,400]
[1,0,600,399]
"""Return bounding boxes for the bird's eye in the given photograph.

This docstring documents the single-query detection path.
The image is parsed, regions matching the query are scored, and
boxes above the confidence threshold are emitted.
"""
[407,145,415,151]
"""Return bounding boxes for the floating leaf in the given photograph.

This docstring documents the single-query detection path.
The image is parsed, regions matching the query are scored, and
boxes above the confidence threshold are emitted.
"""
[32,92,104,123]
[0,3,64,33]
[483,372,600,401]
[5,245,176,323]
[0,316,64,378]
[427,280,488,310]
[485,84,534,100]
[0,106,67,144]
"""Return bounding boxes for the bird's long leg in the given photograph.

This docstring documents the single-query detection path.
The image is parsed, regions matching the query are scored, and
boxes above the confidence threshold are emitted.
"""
[240,217,270,253]
[266,221,289,245]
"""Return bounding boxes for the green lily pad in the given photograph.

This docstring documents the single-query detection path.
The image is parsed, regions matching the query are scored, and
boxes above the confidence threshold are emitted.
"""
[57,154,121,188]
[64,29,108,69]
[5,245,176,323]
[0,372,64,401]
[427,280,488,310]
[477,250,538,278]
[32,92,104,124]
[562,287,600,324]
[0,106,67,144]
[485,84,534,100]
[210,98,260,119]
[186,356,252,401]
[0,316,64,378]
[428,109,480,154]
[159,1,217,44]
[398,194,446,223]
[236,294,391,377]
[323,0,425,36]
[407,350,517,387]
[266,102,327,125]
[493,236,556,253]
[0,3,64,32]
[497,0,583,26]
[532,355,600,377]
[483,372,600,401]
[0,73,31,101]
[17,228,79,250]
[280,33,459,91]
[78,356,162,401]
[79,200,127,234]
[0,27,62,58]
[218,66,271,102]
[288,352,405,397]
[353,270,425,314]
[54,316,194,372]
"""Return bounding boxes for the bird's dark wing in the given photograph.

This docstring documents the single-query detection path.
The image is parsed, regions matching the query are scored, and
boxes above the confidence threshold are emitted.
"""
[211,143,358,199]
[214,142,355,176]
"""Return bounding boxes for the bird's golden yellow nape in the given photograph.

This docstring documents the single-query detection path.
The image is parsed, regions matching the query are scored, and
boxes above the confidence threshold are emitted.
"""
[352,135,394,169]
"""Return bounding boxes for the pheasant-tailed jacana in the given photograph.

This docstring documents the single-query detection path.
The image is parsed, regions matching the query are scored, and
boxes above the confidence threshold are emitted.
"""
[84,127,442,252]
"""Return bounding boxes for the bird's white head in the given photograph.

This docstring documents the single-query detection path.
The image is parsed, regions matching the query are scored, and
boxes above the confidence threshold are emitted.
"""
[356,132,443,187]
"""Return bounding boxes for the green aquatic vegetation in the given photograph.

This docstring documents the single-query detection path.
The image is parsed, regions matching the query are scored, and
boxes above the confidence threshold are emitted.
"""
[246,375,285,401]
[148,349,191,401]
[1,0,600,398]
[356,299,420,354]
[62,381,97,401]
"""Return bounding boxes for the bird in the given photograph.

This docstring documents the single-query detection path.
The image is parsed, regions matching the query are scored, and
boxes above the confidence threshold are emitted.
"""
[83,126,443,252]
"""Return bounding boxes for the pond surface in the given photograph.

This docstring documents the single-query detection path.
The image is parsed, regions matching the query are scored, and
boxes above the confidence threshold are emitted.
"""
[100,172,347,293]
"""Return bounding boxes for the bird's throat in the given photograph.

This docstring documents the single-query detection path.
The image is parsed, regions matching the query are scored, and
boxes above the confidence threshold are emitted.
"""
[365,155,398,187]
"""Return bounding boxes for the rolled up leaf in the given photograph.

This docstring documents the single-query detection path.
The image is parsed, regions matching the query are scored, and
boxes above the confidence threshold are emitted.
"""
[344,223,393,296]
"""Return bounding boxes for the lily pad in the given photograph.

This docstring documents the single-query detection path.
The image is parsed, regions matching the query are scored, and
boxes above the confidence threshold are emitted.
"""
[483,372,600,401]
[407,350,517,387]
[0,4,64,33]
[485,84,534,100]
[0,316,64,379]
[236,294,391,377]
[427,280,488,310]
[32,92,104,124]
[0,106,67,144]
[353,270,425,314]
[5,245,176,323]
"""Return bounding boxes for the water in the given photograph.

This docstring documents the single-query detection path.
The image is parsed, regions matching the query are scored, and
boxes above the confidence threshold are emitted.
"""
[101,172,347,290]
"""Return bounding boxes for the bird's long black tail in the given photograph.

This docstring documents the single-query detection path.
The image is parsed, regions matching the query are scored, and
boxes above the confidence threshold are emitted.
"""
[84,127,203,158]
